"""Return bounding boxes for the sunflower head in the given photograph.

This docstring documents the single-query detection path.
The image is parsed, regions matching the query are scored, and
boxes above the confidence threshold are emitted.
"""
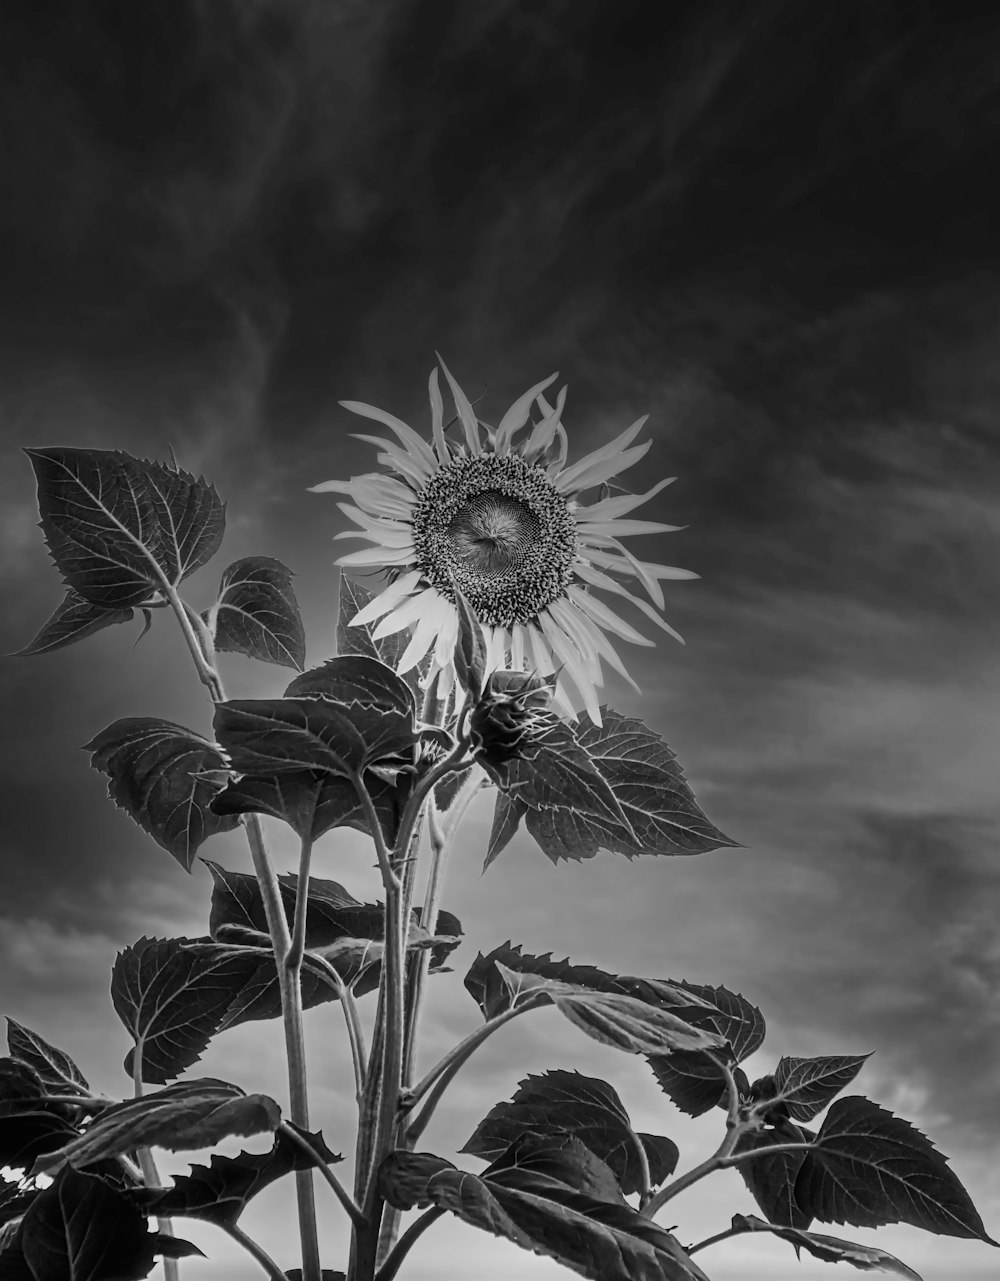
[311,357,696,723]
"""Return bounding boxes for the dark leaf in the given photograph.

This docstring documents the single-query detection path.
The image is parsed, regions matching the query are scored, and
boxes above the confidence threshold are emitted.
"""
[210,768,413,846]
[1,1181,36,1231]
[0,1111,78,1171]
[516,708,738,863]
[111,936,255,1084]
[18,1169,156,1281]
[25,448,223,610]
[86,718,239,872]
[32,1080,280,1178]
[732,1213,923,1278]
[142,1123,339,1228]
[463,1070,678,1195]
[380,1134,710,1281]
[284,654,415,717]
[213,697,416,778]
[0,1061,53,1119]
[736,1120,815,1229]
[152,1236,206,1260]
[798,1096,996,1242]
[12,590,134,657]
[451,582,487,699]
[486,791,529,864]
[4,1023,89,1097]
[648,981,765,1117]
[0,1224,33,1281]
[284,1273,346,1280]
[771,1054,871,1122]
[209,557,305,671]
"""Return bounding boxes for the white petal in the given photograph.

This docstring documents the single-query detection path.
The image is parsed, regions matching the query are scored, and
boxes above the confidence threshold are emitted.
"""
[348,569,424,625]
[573,477,676,523]
[557,440,652,496]
[337,544,416,567]
[433,606,460,668]
[555,416,649,492]
[522,385,568,464]
[574,563,685,644]
[397,607,447,675]
[577,516,681,539]
[494,373,559,454]
[339,399,439,475]
[526,622,557,676]
[435,353,482,455]
[537,610,602,724]
[567,585,654,646]
[353,435,432,486]
[428,368,451,464]
[372,589,441,638]
[551,597,640,692]
[510,623,526,672]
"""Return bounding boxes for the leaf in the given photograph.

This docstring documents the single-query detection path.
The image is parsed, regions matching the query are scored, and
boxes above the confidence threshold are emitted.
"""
[451,582,487,698]
[648,981,765,1117]
[337,576,417,674]
[0,1110,78,1172]
[4,1023,89,1097]
[86,718,240,872]
[213,697,416,779]
[210,768,413,846]
[153,1235,206,1260]
[111,936,257,1084]
[12,589,135,657]
[732,1214,923,1278]
[284,654,415,717]
[771,1054,871,1122]
[380,1134,710,1281]
[31,1079,280,1178]
[797,1095,996,1242]
[17,1169,157,1281]
[140,1123,339,1227]
[25,448,223,610]
[208,557,305,671]
[464,943,715,1023]
[736,1120,815,1229]
[463,1070,678,1195]
[492,707,738,865]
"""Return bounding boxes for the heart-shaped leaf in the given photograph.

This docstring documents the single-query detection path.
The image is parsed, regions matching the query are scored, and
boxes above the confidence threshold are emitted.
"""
[31,1079,280,1178]
[488,707,738,865]
[86,718,239,872]
[26,448,224,609]
[463,1070,678,1194]
[771,1054,871,1122]
[284,654,415,717]
[4,1023,89,1098]
[798,1095,996,1242]
[139,1123,339,1227]
[208,557,305,671]
[380,1134,710,1281]
[731,1213,923,1278]
[648,981,765,1116]
[17,1169,157,1281]
[111,936,257,1084]
[736,1120,815,1229]
[12,589,136,657]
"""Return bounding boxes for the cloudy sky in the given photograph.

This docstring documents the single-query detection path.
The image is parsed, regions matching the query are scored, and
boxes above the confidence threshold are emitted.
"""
[3,1,1000,1277]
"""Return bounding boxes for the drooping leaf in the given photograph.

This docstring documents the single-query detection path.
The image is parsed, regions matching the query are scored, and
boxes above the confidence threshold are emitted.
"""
[491,707,738,865]
[463,1070,678,1194]
[486,792,528,865]
[111,936,256,1084]
[12,589,135,657]
[139,1123,339,1227]
[86,718,239,872]
[284,654,415,717]
[0,1180,36,1231]
[181,942,340,1030]
[213,697,416,779]
[731,1214,923,1278]
[153,1235,206,1260]
[0,1061,54,1119]
[4,1023,89,1098]
[648,981,765,1117]
[451,583,487,699]
[25,448,223,609]
[797,1096,996,1242]
[208,557,305,671]
[31,1079,280,1178]
[0,1110,78,1171]
[380,1134,710,1281]
[771,1054,871,1122]
[210,768,413,846]
[736,1120,815,1229]
[17,1169,157,1281]
[492,966,725,1058]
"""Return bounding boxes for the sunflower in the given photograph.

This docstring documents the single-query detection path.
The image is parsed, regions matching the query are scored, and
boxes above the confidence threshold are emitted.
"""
[310,358,696,722]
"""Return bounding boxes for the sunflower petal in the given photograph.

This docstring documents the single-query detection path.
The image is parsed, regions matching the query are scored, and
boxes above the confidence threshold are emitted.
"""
[347,570,424,626]
[549,596,640,693]
[397,607,447,675]
[567,585,654,646]
[340,400,439,475]
[574,476,676,522]
[577,516,681,539]
[522,385,568,464]
[353,435,431,487]
[436,353,482,455]
[433,606,460,667]
[575,563,685,645]
[494,373,559,454]
[540,611,602,723]
[428,367,450,464]
[554,416,649,493]
[558,440,653,496]
[372,589,440,639]
[337,544,416,567]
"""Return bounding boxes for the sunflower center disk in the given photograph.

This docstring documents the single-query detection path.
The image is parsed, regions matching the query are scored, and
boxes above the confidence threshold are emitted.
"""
[412,454,577,628]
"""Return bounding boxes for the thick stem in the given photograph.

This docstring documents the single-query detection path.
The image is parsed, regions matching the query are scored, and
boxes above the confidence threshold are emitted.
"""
[303,954,367,1101]
[687,1224,746,1256]
[132,1052,178,1281]
[632,1129,653,1210]
[278,1122,366,1231]
[224,1224,288,1281]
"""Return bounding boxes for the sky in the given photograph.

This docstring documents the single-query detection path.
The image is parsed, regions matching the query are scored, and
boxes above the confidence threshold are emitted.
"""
[2,1,1000,1277]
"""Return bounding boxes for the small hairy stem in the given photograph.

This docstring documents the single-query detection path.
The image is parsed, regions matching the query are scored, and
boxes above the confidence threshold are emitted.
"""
[224,1223,287,1281]
[285,831,315,974]
[131,1053,178,1281]
[374,1208,444,1281]
[720,1139,816,1165]
[632,1129,653,1210]
[303,953,367,1100]
[278,1122,367,1231]
[687,1224,747,1256]
[164,585,223,700]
